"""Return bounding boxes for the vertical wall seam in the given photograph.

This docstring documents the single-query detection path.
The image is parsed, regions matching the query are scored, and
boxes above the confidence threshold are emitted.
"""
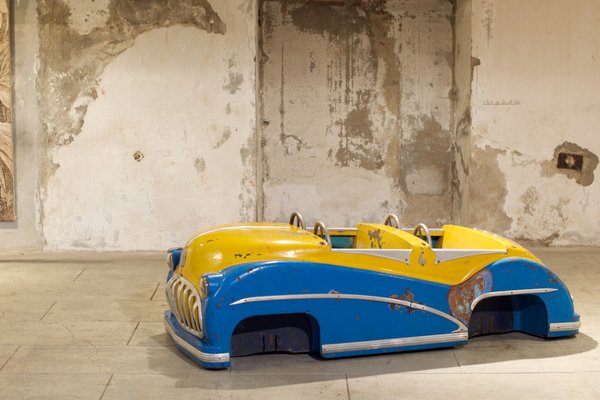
[255,0,265,222]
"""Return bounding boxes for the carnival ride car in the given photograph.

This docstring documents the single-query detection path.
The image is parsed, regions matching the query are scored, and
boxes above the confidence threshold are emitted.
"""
[164,212,580,369]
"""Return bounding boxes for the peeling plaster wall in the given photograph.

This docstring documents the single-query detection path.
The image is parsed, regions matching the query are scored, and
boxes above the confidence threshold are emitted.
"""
[470,0,600,245]
[260,0,454,227]
[6,0,600,252]
[39,0,257,250]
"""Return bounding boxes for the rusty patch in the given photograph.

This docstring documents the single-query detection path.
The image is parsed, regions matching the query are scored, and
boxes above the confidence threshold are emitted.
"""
[541,142,599,186]
[389,288,415,313]
[133,150,144,162]
[448,270,493,325]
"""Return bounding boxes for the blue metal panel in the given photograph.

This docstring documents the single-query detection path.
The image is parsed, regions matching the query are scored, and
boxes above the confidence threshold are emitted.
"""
[201,261,465,358]
[165,256,579,368]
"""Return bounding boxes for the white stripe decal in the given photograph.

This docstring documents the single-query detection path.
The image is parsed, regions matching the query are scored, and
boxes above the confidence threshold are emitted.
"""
[231,293,468,332]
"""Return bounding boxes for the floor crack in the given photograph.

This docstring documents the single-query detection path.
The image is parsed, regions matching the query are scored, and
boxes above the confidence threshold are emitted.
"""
[150,282,161,301]
[73,266,87,282]
[98,374,114,400]
[0,345,21,372]
[345,374,351,400]
[127,321,141,346]
[39,301,56,322]
[60,322,95,347]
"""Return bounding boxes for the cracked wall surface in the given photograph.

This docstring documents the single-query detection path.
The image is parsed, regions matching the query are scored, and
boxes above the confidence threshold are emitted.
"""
[259,0,454,227]
[39,0,257,250]
[469,0,600,245]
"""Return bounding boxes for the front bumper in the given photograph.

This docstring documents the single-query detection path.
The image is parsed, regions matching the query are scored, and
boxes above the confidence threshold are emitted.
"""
[547,319,581,338]
[163,311,230,369]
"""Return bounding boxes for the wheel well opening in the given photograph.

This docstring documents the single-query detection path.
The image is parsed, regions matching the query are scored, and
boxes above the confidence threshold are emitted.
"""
[469,295,548,339]
[231,313,320,357]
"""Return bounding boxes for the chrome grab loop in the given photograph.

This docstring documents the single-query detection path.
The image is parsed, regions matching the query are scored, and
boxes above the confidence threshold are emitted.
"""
[313,221,332,247]
[289,211,306,230]
[413,223,433,247]
[384,214,400,228]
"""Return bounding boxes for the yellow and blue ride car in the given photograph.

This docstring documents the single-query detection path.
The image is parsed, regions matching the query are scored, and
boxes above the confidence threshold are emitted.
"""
[164,212,580,369]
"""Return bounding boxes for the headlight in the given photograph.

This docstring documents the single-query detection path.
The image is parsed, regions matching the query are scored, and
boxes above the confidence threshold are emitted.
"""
[167,252,174,272]
[199,276,209,298]
[167,247,184,273]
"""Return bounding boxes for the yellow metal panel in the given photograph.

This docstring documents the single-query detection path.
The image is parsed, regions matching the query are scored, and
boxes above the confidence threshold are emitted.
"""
[441,225,542,263]
[178,223,542,287]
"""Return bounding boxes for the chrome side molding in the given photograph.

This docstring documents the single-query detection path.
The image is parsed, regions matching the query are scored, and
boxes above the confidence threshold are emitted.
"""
[470,288,558,311]
[322,332,468,354]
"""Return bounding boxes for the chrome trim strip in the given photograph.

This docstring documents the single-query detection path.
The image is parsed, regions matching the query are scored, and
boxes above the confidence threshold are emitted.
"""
[322,332,468,354]
[163,316,230,363]
[470,288,558,311]
[331,249,412,263]
[549,321,581,332]
[231,293,468,332]
[433,249,507,263]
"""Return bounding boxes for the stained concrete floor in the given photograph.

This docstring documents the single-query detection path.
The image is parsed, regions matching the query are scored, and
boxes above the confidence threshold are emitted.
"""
[0,248,598,399]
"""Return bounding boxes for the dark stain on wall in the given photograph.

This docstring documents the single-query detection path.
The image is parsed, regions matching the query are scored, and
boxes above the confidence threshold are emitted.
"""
[520,186,540,216]
[364,3,401,116]
[285,0,402,173]
[38,0,225,153]
[398,115,453,226]
[223,72,244,94]
[541,141,599,187]
[260,0,453,222]
[469,146,512,232]
[289,3,367,39]
[335,90,385,170]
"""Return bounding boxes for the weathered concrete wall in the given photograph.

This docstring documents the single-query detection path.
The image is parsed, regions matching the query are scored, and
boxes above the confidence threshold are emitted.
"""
[5,0,600,251]
[259,0,455,227]
[469,0,600,245]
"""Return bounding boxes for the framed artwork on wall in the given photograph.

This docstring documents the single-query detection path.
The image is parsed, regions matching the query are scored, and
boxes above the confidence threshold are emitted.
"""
[0,0,13,221]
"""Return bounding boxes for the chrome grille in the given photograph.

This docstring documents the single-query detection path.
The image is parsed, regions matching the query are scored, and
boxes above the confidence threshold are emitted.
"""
[166,274,203,338]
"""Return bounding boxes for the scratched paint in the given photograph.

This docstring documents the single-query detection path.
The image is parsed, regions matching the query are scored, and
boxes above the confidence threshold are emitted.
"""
[389,288,415,313]
[368,229,384,249]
